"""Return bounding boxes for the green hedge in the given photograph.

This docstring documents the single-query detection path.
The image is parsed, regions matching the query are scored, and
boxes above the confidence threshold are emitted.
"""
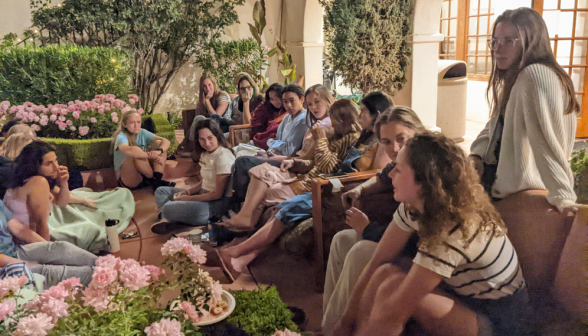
[0,44,132,105]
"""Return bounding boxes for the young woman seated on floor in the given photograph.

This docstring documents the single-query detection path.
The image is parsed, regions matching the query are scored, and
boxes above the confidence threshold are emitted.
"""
[176,73,231,155]
[331,132,530,336]
[250,83,286,149]
[206,73,264,133]
[322,106,426,334]
[151,119,236,235]
[469,8,580,293]
[217,99,362,281]
[0,133,36,198]
[0,206,96,287]
[112,111,174,191]
[231,84,334,202]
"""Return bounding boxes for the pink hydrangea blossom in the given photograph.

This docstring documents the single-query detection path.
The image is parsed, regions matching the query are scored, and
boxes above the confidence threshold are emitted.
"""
[95,254,119,269]
[161,237,190,256]
[58,115,66,122]
[129,99,136,104]
[178,301,200,323]
[90,266,118,289]
[0,301,16,321]
[111,112,118,118]
[119,262,150,291]
[143,265,165,282]
[31,124,41,132]
[209,281,223,305]
[213,61,219,68]
[72,111,80,119]
[82,286,113,312]
[183,244,207,265]
[112,116,119,123]
[13,313,54,336]
[79,126,90,137]
[39,297,69,323]
[49,114,57,121]
[137,108,144,114]
[144,318,184,336]
[97,108,104,114]
[121,106,132,114]
[0,276,28,299]
[128,94,139,102]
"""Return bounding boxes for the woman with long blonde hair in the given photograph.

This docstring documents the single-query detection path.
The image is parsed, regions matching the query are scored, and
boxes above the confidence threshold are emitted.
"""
[333,132,529,336]
[111,111,174,190]
[0,133,35,161]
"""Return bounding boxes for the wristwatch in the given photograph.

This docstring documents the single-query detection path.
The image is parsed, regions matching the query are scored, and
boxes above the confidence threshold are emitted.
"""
[156,148,164,154]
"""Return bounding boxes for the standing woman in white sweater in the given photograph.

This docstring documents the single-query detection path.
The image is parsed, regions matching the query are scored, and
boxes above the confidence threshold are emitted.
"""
[469,8,579,292]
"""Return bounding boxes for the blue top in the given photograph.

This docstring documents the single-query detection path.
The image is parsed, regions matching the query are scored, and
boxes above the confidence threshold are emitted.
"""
[0,200,17,259]
[266,109,309,157]
[113,129,156,171]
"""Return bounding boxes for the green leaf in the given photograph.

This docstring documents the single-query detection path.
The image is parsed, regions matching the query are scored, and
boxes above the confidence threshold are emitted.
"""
[281,69,292,76]
[252,1,263,30]
[267,47,277,57]
[248,23,261,45]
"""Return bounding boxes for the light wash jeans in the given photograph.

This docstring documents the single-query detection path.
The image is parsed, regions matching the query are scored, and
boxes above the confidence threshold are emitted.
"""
[155,187,222,226]
[17,241,97,287]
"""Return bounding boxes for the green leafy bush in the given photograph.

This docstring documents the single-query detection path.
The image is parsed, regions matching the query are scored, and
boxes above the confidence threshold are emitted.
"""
[320,0,413,94]
[0,44,132,105]
[228,286,298,336]
[571,147,588,203]
[193,38,270,94]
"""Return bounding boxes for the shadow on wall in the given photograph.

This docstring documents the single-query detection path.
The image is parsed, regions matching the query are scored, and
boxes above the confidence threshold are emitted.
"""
[153,61,203,115]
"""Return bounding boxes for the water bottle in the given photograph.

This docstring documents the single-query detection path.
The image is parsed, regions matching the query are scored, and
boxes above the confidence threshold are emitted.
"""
[95,171,105,192]
[105,219,120,253]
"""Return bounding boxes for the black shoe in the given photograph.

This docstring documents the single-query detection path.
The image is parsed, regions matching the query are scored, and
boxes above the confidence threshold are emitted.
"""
[150,179,176,191]
[287,306,307,331]
[151,220,184,235]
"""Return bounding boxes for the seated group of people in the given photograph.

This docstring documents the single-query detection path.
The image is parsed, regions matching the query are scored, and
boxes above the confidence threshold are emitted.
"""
[0,8,581,336]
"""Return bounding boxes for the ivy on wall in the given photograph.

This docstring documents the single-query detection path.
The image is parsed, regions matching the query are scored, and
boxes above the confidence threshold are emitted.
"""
[320,0,413,94]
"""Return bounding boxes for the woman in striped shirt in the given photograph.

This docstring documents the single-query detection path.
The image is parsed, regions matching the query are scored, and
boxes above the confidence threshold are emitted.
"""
[216,99,362,281]
[333,132,529,336]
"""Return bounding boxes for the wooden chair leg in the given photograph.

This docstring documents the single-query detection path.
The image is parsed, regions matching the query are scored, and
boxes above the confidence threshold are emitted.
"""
[312,182,325,292]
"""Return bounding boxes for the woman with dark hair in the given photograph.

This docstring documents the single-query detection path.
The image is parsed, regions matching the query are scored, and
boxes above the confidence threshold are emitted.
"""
[213,73,264,131]
[340,92,394,172]
[250,83,286,149]
[332,132,529,336]
[151,119,236,234]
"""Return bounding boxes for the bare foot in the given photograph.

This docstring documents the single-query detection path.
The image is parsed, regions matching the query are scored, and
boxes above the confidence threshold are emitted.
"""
[216,249,240,283]
[220,213,254,231]
[231,252,258,273]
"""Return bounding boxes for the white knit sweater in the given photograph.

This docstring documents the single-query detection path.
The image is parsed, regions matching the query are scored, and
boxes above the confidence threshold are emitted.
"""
[470,63,577,209]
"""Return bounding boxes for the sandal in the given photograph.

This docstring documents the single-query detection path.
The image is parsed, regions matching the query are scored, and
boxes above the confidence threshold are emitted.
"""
[215,249,240,282]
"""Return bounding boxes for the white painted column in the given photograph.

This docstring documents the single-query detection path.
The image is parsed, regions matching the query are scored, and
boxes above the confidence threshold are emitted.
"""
[394,0,444,130]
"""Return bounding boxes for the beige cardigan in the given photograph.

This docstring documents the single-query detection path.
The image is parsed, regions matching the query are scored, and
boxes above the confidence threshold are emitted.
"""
[470,63,577,209]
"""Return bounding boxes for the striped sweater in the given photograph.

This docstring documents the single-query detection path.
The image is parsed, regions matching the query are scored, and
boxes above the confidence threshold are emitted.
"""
[470,63,577,209]
[289,131,360,193]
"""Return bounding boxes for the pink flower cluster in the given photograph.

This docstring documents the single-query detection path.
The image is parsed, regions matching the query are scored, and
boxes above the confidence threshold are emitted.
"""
[81,255,163,312]
[13,313,54,336]
[145,318,184,336]
[161,237,207,265]
[0,275,28,299]
[0,93,143,139]
[178,301,201,323]
[25,278,81,323]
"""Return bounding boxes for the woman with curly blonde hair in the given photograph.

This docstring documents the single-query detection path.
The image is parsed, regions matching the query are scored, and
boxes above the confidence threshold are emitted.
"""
[333,132,529,336]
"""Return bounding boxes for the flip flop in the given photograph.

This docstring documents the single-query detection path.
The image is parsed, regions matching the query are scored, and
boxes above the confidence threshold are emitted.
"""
[215,249,240,283]
[216,221,254,233]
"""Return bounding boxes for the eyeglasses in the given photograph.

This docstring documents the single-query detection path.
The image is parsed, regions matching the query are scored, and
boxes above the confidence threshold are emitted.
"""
[487,38,519,50]
[238,86,252,92]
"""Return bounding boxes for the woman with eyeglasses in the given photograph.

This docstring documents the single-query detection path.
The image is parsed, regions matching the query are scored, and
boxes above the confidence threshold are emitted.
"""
[470,8,578,208]
[469,8,579,295]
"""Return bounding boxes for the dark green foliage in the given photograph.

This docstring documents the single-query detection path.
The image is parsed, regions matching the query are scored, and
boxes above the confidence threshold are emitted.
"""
[571,147,588,203]
[0,45,132,105]
[320,0,413,94]
[193,38,269,94]
[228,287,298,336]
[30,0,245,114]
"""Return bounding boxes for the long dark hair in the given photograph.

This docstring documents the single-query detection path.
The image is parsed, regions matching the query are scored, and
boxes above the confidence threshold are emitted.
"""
[10,140,57,189]
[358,91,394,145]
[488,8,580,117]
[193,118,235,157]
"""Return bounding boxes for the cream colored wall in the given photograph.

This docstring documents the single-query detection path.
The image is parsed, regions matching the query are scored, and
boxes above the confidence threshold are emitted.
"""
[0,0,64,38]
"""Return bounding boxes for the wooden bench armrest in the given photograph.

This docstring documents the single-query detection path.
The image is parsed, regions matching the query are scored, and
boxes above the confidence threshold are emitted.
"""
[229,124,252,147]
[311,169,380,290]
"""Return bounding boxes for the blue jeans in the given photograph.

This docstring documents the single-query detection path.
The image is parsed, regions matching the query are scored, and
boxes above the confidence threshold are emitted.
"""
[155,187,224,226]
[274,192,313,228]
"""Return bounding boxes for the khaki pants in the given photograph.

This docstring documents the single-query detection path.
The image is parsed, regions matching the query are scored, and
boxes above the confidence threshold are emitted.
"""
[322,229,377,336]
